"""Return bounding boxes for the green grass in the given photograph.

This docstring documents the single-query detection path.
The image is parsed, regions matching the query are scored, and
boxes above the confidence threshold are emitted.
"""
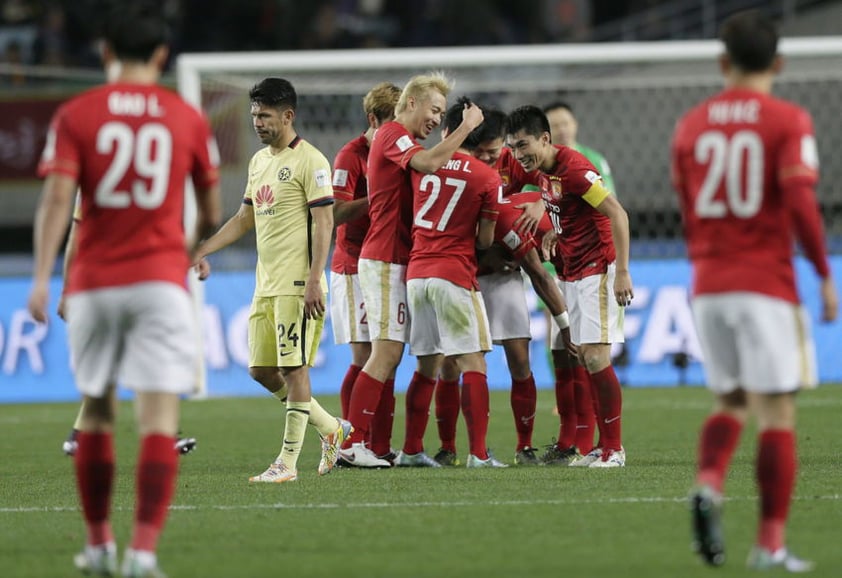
[2,385,841,578]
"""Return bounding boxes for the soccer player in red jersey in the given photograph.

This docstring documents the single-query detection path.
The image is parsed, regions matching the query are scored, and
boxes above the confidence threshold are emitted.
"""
[432,110,575,467]
[330,82,401,465]
[27,6,222,576]
[406,97,505,467]
[338,72,484,468]
[672,11,838,571]
[507,105,633,469]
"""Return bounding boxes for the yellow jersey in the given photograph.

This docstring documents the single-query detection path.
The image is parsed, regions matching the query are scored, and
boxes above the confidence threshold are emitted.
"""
[244,136,334,297]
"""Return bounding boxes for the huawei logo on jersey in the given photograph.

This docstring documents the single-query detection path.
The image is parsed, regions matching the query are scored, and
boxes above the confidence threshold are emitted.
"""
[255,185,275,207]
[254,185,276,215]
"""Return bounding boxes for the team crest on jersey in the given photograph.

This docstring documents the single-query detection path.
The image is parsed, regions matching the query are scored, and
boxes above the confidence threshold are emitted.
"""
[254,185,275,215]
[278,167,292,182]
[550,179,563,200]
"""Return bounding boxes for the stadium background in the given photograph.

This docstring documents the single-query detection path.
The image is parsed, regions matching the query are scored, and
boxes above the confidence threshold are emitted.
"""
[2,0,841,402]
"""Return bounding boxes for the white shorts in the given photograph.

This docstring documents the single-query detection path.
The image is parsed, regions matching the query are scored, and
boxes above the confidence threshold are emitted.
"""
[330,272,370,344]
[407,277,491,357]
[478,271,531,343]
[65,282,198,397]
[691,292,817,394]
[358,258,409,343]
[550,263,624,347]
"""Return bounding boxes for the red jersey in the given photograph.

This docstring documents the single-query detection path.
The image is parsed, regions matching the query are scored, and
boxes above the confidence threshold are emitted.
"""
[38,83,219,294]
[539,146,615,281]
[671,88,829,302]
[408,152,500,290]
[477,189,547,276]
[330,134,370,274]
[360,121,423,265]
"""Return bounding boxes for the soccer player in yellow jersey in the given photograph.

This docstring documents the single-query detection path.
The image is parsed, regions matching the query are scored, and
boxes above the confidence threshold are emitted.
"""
[194,78,351,483]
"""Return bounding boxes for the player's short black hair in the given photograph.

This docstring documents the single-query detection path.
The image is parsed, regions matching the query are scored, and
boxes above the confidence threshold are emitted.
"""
[103,2,170,62]
[249,78,298,111]
[543,101,574,115]
[505,105,551,139]
[467,108,506,148]
[443,98,507,150]
[720,10,778,72]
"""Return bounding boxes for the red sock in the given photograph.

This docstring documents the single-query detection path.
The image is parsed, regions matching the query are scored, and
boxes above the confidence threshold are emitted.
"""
[339,364,362,419]
[590,365,623,451]
[554,366,577,449]
[591,376,603,448]
[435,378,460,453]
[756,429,796,552]
[402,372,436,455]
[344,370,385,447]
[131,434,178,553]
[370,378,395,456]
[696,413,743,492]
[573,366,595,454]
[461,371,490,460]
[510,374,536,451]
[75,432,115,546]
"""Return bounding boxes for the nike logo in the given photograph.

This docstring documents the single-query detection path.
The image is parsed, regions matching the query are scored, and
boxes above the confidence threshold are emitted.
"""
[520,413,536,425]
[604,416,621,424]
[362,409,375,415]
[279,351,293,357]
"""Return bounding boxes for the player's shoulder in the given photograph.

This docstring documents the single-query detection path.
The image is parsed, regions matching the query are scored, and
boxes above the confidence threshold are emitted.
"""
[335,134,368,161]
[557,145,597,174]
[293,136,330,164]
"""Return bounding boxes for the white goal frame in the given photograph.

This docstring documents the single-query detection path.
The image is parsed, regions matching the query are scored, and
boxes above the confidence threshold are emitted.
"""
[176,37,842,398]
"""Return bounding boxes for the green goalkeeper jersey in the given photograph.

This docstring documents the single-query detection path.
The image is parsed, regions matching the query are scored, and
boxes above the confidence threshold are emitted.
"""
[573,143,616,197]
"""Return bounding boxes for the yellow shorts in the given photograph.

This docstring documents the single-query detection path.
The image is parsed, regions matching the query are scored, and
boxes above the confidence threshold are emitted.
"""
[248,294,325,368]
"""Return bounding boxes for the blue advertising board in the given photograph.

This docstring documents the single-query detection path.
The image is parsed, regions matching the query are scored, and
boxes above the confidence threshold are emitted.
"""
[1,257,841,403]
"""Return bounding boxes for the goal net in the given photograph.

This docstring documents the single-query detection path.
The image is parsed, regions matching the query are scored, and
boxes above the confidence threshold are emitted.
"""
[178,38,842,258]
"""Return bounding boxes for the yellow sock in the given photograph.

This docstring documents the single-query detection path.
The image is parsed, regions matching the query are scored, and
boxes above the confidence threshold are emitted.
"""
[278,401,309,470]
[72,404,85,430]
[271,384,289,403]
[308,397,338,437]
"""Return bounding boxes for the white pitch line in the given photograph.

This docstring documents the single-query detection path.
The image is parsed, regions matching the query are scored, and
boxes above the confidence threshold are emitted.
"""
[2,494,841,514]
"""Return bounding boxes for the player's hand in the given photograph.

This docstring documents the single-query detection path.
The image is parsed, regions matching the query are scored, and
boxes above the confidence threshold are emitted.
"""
[513,199,544,235]
[304,282,325,320]
[57,294,67,321]
[28,283,49,324]
[819,276,838,322]
[561,328,578,358]
[614,269,634,307]
[541,230,558,261]
[462,101,484,131]
[193,257,211,281]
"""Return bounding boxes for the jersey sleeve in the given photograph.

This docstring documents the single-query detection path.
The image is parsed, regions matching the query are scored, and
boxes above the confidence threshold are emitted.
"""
[480,172,501,222]
[578,169,611,208]
[304,149,334,207]
[243,155,257,204]
[190,112,220,190]
[777,106,819,189]
[37,105,80,180]
[381,123,424,171]
[332,146,365,202]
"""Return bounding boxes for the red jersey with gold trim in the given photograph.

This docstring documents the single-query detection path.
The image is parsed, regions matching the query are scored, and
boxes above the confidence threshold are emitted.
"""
[330,134,370,274]
[38,83,219,294]
[408,152,500,290]
[671,88,829,302]
[360,121,423,265]
[540,145,614,281]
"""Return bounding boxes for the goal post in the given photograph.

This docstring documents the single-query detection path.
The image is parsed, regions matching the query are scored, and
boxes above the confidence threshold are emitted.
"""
[177,37,842,396]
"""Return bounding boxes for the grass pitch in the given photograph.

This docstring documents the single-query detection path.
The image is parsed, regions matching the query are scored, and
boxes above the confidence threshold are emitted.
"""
[2,385,841,578]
